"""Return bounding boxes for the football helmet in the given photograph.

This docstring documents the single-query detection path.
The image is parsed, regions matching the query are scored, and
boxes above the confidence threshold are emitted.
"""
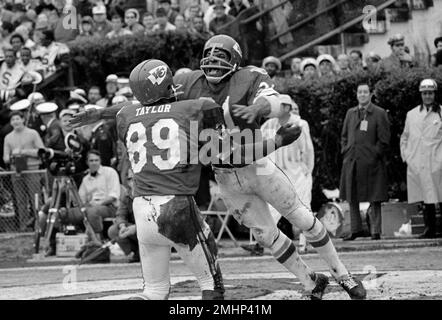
[130,59,178,106]
[200,35,242,84]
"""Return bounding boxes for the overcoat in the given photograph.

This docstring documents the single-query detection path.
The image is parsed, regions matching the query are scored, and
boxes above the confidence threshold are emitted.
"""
[339,103,390,202]
[400,105,442,204]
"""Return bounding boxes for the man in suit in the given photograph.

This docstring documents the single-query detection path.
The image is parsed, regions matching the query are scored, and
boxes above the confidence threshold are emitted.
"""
[339,82,391,240]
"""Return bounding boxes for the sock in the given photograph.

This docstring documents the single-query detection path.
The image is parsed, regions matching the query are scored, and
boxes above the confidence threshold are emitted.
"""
[304,218,349,279]
[271,230,316,291]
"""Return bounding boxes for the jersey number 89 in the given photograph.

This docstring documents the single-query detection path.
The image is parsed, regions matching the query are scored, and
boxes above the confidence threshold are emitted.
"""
[126,119,181,173]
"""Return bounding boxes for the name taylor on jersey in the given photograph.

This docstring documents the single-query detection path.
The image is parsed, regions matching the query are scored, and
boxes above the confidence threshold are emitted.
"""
[135,104,172,116]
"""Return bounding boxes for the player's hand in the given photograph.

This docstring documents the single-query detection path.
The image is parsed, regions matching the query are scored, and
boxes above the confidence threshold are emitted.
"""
[119,225,136,239]
[275,123,302,148]
[232,104,264,124]
[68,109,101,128]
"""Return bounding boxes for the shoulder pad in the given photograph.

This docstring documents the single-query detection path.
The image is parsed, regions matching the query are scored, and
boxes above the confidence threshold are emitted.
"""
[173,70,204,87]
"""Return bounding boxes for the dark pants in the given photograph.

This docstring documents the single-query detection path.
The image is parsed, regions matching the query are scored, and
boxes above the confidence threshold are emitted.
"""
[107,223,138,255]
[422,203,441,235]
[86,205,117,233]
[350,201,382,235]
[349,162,383,235]
[12,173,42,231]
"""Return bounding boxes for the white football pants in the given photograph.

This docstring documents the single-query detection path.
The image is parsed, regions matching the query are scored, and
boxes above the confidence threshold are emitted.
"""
[133,196,220,300]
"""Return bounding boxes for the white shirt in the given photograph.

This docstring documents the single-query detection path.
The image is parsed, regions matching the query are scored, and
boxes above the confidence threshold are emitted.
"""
[0,62,25,90]
[79,165,121,207]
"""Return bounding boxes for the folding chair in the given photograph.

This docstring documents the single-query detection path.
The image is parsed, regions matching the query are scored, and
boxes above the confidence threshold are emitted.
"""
[201,183,239,247]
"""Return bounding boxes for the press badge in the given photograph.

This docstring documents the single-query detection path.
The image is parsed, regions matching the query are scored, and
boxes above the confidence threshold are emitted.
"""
[360,120,368,131]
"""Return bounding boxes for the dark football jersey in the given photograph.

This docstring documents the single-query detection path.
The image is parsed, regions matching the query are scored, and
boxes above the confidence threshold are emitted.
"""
[116,99,224,197]
[174,66,277,132]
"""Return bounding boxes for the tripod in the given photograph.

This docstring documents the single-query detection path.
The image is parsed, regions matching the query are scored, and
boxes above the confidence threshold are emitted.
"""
[34,174,99,254]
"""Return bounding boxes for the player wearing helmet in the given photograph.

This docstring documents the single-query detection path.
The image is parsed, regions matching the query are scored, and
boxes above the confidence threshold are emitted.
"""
[70,35,366,299]
[116,59,303,300]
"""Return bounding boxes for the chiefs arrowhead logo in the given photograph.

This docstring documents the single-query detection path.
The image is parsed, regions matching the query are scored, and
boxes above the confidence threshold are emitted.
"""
[147,66,167,85]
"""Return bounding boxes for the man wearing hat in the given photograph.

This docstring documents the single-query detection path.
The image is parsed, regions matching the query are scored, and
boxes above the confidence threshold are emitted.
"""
[92,4,112,38]
[36,102,63,150]
[76,16,97,40]
[300,58,318,80]
[400,79,442,238]
[209,3,235,35]
[262,56,287,93]
[316,54,338,79]
[97,74,118,108]
[381,34,415,72]
[158,0,178,24]
[124,8,144,34]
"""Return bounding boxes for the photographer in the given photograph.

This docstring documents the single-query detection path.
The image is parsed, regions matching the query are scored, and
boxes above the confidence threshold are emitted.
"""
[3,110,44,231]
[79,150,120,242]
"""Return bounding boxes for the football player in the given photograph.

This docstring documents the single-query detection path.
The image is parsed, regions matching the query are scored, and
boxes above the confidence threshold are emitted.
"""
[116,59,303,300]
[70,35,366,300]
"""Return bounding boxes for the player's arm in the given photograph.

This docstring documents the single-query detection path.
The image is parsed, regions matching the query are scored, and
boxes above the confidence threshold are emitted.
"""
[201,101,302,164]
[232,69,283,123]
[227,124,303,165]
[69,102,127,128]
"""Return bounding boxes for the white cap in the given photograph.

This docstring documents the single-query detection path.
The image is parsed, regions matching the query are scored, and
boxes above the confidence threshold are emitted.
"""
[36,102,58,114]
[112,95,128,104]
[419,79,437,92]
[262,56,282,71]
[10,99,31,111]
[84,104,104,111]
[59,109,77,118]
[28,92,45,103]
[92,5,106,15]
[317,54,336,66]
[300,58,318,72]
[106,74,118,83]
[117,77,129,85]
[279,94,293,106]
[68,103,80,110]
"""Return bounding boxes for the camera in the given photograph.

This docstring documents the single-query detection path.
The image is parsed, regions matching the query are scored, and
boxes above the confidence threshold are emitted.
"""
[38,148,79,176]
[38,132,84,176]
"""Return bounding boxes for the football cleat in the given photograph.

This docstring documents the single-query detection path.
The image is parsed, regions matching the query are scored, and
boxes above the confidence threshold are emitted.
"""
[302,273,329,300]
[337,274,367,300]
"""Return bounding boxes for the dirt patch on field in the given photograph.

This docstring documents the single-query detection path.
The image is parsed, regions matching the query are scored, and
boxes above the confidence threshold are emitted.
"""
[0,234,34,268]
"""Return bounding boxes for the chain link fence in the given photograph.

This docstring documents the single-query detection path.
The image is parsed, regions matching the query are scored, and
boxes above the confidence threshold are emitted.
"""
[0,170,49,233]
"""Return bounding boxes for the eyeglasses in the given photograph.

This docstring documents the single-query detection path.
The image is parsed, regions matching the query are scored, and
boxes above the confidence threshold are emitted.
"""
[125,15,136,19]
